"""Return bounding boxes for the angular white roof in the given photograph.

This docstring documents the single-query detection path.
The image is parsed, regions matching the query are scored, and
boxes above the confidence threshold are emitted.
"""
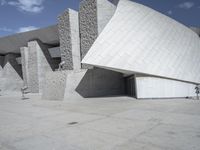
[82,0,200,84]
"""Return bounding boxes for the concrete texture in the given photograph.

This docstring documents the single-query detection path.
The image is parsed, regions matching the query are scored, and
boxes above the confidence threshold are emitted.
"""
[74,68,125,98]
[97,0,117,33]
[0,54,23,92]
[79,0,117,68]
[48,47,61,58]
[20,47,29,86]
[82,0,200,84]
[27,41,52,93]
[65,68,125,99]
[42,68,125,100]
[0,95,200,150]
[79,0,98,61]
[42,71,67,101]
[136,75,196,99]
[58,9,80,70]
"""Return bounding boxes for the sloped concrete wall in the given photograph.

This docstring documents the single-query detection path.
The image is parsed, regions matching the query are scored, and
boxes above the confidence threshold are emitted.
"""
[42,71,67,100]
[58,9,80,70]
[136,75,196,99]
[64,68,125,100]
[0,54,23,92]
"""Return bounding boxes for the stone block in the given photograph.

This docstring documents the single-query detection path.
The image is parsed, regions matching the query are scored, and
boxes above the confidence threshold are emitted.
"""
[42,71,67,100]
[58,9,80,70]
[79,0,117,68]
[27,41,52,93]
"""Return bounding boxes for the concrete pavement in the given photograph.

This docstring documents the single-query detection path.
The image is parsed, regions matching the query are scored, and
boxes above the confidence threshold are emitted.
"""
[0,94,200,150]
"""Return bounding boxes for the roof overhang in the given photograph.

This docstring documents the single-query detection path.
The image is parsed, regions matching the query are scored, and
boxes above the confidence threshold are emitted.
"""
[0,25,59,54]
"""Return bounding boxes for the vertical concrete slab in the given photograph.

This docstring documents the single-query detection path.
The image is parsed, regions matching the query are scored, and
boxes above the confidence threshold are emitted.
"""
[20,47,29,86]
[79,0,117,68]
[69,9,81,71]
[27,41,52,93]
[79,0,98,62]
[97,0,118,33]
[58,9,81,70]
[42,71,67,100]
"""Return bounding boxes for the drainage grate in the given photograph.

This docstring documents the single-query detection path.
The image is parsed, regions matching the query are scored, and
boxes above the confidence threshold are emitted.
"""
[68,122,78,125]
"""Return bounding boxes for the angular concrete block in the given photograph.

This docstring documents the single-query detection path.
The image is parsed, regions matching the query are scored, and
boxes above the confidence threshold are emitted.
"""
[27,41,52,93]
[79,0,117,68]
[20,47,29,86]
[42,71,67,100]
[58,9,81,70]
[0,54,23,92]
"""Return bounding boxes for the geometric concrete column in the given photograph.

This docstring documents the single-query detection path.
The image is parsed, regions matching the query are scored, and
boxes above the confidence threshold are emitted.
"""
[20,47,29,86]
[58,9,81,70]
[79,0,117,68]
[27,41,52,93]
[0,54,23,92]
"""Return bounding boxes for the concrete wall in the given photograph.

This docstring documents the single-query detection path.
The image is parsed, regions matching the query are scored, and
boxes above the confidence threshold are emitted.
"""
[97,0,117,33]
[0,54,23,92]
[79,0,98,62]
[27,41,52,93]
[135,75,196,99]
[42,71,67,100]
[79,0,117,68]
[58,9,80,70]
[74,68,125,98]
[20,47,29,86]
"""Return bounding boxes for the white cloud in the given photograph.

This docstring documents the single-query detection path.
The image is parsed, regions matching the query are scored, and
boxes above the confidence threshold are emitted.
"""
[167,10,173,15]
[4,0,45,13]
[1,0,6,5]
[0,27,13,32]
[178,1,194,9]
[17,26,38,33]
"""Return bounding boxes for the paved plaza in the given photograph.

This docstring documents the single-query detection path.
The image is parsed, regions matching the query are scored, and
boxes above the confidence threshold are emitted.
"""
[0,95,200,150]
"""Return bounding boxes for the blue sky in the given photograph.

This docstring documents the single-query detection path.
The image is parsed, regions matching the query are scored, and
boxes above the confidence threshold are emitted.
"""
[0,0,200,37]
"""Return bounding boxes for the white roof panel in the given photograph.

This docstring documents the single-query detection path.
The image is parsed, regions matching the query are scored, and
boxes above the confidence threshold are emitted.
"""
[82,0,200,84]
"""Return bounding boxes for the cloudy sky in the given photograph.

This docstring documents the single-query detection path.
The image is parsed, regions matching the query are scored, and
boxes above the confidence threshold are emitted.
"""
[0,0,200,37]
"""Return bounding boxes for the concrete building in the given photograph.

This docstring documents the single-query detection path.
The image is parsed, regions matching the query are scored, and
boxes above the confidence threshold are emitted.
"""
[0,0,200,99]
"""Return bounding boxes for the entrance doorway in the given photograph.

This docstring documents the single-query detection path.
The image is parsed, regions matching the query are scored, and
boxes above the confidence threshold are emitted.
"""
[125,75,136,98]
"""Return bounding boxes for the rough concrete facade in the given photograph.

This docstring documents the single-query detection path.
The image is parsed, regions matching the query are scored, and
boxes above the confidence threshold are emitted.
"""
[0,54,23,92]
[97,0,117,33]
[27,41,52,93]
[79,0,98,62]
[58,9,80,70]
[64,68,125,99]
[42,71,67,100]
[79,0,117,68]
[20,47,29,86]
